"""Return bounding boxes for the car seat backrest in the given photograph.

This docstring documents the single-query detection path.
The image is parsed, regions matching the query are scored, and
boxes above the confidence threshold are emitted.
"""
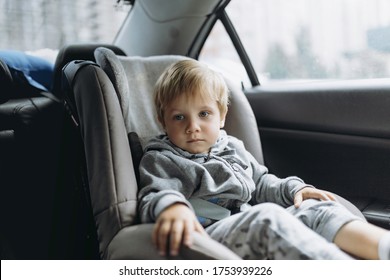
[94,47,264,164]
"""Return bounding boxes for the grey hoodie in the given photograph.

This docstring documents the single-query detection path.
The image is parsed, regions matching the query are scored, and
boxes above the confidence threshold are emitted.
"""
[138,130,309,225]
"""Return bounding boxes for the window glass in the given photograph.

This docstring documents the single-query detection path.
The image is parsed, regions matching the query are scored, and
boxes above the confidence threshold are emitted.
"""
[200,20,251,89]
[0,0,130,61]
[200,0,390,86]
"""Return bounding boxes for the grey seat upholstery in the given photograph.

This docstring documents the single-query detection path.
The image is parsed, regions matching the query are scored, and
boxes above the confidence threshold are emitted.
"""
[65,47,364,259]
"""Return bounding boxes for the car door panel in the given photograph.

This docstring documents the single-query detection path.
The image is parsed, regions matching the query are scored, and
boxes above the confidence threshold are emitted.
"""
[246,79,390,228]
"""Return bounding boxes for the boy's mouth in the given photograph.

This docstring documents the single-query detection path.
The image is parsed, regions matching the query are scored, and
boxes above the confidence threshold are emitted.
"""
[187,139,204,143]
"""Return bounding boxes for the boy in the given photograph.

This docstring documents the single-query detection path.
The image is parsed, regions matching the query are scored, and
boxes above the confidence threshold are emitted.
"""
[138,59,390,259]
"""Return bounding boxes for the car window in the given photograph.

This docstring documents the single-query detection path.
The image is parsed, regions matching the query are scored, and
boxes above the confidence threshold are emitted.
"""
[200,20,252,89]
[0,0,131,61]
[200,0,390,87]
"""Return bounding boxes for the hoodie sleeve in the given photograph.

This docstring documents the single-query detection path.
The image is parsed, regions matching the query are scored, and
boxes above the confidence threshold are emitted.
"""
[245,151,312,207]
[137,151,194,223]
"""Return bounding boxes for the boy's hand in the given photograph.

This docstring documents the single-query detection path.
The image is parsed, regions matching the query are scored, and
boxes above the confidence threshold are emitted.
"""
[294,187,336,208]
[153,203,207,257]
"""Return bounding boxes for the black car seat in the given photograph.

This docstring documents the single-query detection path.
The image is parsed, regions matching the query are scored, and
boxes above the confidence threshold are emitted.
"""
[0,57,62,259]
[0,44,126,260]
[61,47,365,259]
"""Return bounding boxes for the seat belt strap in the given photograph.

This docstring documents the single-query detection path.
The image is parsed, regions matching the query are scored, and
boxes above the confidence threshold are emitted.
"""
[189,197,231,221]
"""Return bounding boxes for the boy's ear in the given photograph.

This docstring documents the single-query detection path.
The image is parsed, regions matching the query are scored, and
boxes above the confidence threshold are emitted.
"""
[220,111,227,128]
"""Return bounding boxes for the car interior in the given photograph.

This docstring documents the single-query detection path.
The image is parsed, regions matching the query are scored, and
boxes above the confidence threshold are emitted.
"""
[1,0,389,260]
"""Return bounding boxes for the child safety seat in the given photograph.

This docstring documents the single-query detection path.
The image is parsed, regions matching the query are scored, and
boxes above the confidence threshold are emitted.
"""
[62,47,364,259]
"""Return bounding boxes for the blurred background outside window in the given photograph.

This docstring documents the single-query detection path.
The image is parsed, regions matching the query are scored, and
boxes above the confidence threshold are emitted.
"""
[201,0,390,85]
[0,0,130,62]
[1,0,389,83]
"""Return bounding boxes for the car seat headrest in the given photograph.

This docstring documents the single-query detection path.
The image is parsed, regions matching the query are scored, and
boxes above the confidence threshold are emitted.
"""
[94,47,186,147]
[94,47,130,119]
[52,44,126,97]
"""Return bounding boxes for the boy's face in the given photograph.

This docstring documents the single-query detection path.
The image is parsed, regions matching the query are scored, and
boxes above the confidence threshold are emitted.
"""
[160,93,226,154]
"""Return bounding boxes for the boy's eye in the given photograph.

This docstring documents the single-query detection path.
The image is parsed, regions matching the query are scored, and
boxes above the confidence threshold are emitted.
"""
[199,111,210,118]
[174,115,184,121]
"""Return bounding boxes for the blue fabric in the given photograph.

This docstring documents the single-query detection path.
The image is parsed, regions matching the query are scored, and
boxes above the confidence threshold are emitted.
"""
[0,50,54,92]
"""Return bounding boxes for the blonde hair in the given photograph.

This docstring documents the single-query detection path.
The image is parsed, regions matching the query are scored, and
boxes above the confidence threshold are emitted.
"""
[154,59,229,123]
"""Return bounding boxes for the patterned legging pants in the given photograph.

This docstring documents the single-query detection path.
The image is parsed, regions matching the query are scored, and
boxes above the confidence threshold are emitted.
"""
[206,199,361,260]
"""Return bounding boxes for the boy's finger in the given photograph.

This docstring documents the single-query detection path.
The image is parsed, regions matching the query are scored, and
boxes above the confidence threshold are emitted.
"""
[294,193,303,208]
[152,221,161,249]
[169,221,184,256]
[194,221,207,236]
[157,221,171,256]
[324,191,336,201]
[314,190,333,201]
[182,220,194,247]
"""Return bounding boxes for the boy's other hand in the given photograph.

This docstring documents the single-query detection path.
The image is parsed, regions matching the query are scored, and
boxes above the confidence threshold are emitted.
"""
[294,187,336,208]
[153,203,207,257]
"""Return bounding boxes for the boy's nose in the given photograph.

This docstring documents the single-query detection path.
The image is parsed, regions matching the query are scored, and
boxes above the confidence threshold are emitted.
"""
[186,119,200,133]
